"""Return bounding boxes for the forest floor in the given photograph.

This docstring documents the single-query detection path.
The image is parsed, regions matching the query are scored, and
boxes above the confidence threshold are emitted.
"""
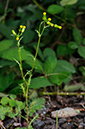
[3,94,85,129]
[32,95,85,129]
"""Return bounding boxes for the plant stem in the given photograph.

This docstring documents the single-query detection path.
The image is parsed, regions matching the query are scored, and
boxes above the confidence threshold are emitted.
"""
[25,22,45,129]
[40,91,85,96]
[17,43,26,85]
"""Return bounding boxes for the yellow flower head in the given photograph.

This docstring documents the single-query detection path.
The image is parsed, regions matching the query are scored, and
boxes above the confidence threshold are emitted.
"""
[16,37,19,41]
[20,25,23,28]
[12,30,16,36]
[48,18,51,21]
[59,26,62,29]
[51,23,54,27]
[43,12,46,15]
[54,24,58,28]
[47,21,50,25]
[23,26,26,28]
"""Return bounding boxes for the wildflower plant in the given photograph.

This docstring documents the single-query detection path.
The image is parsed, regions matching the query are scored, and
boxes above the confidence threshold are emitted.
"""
[12,12,62,129]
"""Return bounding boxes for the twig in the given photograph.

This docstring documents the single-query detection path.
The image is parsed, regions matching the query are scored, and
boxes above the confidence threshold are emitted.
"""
[40,92,85,96]
[4,0,9,14]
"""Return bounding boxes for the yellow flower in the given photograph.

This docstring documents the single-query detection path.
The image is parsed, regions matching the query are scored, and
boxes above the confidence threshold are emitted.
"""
[43,12,46,15]
[23,26,26,28]
[47,21,50,25]
[20,25,23,28]
[54,24,58,28]
[59,26,62,29]
[12,30,16,35]
[51,23,54,27]
[16,37,19,41]
[48,18,51,21]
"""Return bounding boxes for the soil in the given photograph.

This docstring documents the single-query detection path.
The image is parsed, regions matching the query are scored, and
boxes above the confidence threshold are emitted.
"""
[2,95,85,129]
[32,95,85,129]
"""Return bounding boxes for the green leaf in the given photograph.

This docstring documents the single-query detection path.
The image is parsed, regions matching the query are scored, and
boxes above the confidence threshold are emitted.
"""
[0,72,15,92]
[8,85,22,95]
[9,99,16,107]
[0,60,16,67]
[0,24,12,39]
[83,38,85,45]
[49,72,70,85]
[64,83,85,92]
[47,4,64,14]
[63,74,72,84]
[15,127,27,129]
[1,47,31,61]
[73,28,82,45]
[24,4,42,20]
[0,40,13,52]
[60,0,78,6]
[1,47,43,71]
[23,29,35,43]
[1,97,10,105]
[68,41,79,49]
[43,48,56,58]
[57,45,68,56]
[28,98,45,116]
[78,46,85,58]
[26,56,43,71]
[56,60,76,73]
[44,56,57,74]
[15,101,25,110]
[29,76,53,89]
[10,94,16,99]
[0,106,6,120]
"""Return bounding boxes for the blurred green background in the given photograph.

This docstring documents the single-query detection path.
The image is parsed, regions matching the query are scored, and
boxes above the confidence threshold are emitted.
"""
[0,0,85,94]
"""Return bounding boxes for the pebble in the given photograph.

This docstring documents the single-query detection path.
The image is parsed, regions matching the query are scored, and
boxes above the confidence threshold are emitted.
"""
[58,118,67,124]
[33,119,44,129]
[51,107,79,118]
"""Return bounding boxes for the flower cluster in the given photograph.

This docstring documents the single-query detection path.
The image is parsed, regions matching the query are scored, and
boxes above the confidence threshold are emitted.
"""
[12,25,26,41]
[42,12,62,29]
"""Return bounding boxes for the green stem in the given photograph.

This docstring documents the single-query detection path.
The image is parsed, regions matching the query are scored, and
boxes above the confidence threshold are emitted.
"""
[25,22,45,129]
[40,91,85,96]
[17,43,26,85]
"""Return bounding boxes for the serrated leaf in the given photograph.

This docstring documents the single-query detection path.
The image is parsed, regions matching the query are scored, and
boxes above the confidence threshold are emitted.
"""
[60,0,78,6]
[47,4,64,14]
[68,41,79,49]
[0,40,13,52]
[9,99,16,107]
[78,46,85,58]
[10,94,16,99]
[1,97,10,105]
[29,76,53,89]
[28,98,45,116]
[44,56,57,74]
[15,101,25,110]
[73,28,82,45]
